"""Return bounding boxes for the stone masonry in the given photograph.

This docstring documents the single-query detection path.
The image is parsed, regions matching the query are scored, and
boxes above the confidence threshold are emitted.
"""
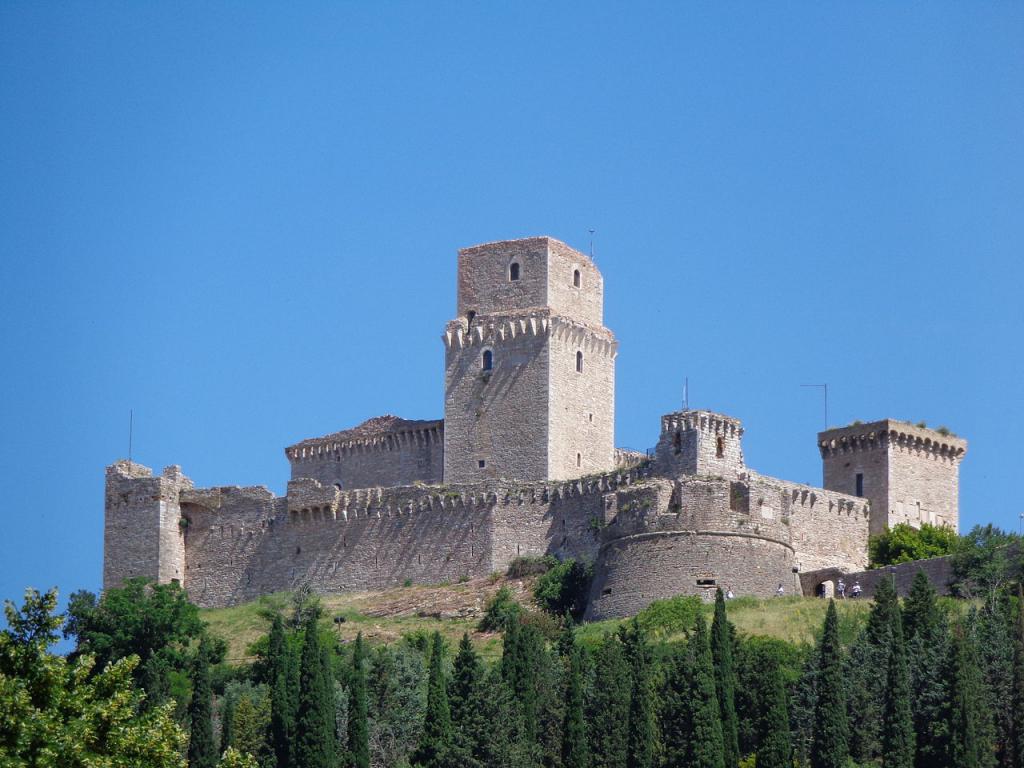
[102,236,966,615]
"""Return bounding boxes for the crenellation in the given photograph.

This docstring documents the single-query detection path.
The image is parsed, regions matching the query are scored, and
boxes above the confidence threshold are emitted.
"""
[103,235,967,615]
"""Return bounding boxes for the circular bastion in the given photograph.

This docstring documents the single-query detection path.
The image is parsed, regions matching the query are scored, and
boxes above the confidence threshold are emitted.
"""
[585,476,798,620]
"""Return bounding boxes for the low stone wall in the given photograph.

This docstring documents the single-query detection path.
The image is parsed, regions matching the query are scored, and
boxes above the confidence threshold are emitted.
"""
[799,554,956,599]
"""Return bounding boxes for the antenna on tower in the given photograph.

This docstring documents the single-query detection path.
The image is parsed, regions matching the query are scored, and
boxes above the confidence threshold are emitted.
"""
[683,377,689,411]
[128,408,134,470]
[588,229,595,259]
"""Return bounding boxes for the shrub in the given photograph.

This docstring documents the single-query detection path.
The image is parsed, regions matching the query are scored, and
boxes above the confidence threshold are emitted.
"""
[868,522,959,567]
[532,559,593,621]
[635,594,702,638]
[506,555,558,578]
[478,586,522,632]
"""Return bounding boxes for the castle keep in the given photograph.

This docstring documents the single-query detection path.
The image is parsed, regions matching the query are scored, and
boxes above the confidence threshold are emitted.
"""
[103,237,968,615]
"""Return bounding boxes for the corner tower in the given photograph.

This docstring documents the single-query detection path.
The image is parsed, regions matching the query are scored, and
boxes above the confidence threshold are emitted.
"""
[443,237,617,483]
[818,420,967,536]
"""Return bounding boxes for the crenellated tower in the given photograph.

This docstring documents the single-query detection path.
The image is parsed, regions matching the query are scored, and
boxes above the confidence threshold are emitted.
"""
[654,410,745,478]
[818,420,967,535]
[443,237,617,483]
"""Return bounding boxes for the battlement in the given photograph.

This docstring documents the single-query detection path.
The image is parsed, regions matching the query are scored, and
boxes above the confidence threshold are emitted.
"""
[442,311,616,356]
[655,409,745,478]
[287,416,444,461]
[818,419,967,461]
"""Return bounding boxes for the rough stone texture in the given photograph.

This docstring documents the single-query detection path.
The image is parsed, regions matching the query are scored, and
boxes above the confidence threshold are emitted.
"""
[286,417,443,490]
[799,555,957,599]
[102,236,966,616]
[819,420,967,536]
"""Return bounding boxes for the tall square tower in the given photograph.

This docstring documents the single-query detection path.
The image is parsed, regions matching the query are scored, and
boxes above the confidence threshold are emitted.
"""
[443,237,617,483]
[818,420,967,536]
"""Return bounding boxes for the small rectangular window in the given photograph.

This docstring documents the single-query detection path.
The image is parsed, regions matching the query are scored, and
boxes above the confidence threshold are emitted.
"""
[716,436,725,458]
[855,473,864,497]
[478,459,486,468]
[696,578,716,586]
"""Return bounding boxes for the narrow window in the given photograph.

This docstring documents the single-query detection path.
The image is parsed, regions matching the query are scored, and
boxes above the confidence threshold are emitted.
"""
[509,262,520,281]
[716,436,725,458]
[855,473,864,497]
[478,459,486,468]
[673,431,682,455]
[466,310,475,325]
[573,269,581,288]
[576,350,583,373]
[576,452,582,468]
[482,349,493,371]
[696,578,717,587]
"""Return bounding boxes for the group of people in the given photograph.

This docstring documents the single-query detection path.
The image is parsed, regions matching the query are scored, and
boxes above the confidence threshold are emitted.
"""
[815,578,862,599]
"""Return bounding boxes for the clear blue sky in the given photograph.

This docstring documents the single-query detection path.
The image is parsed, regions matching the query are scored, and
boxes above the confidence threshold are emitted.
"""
[2,2,1022,609]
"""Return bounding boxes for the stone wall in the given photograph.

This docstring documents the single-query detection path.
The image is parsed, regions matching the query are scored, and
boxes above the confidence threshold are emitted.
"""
[286,420,443,489]
[799,554,957,599]
[545,238,604,328]
[654,411,745,478]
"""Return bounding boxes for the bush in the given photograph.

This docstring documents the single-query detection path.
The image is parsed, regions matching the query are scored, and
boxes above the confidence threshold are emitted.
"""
[634,594,702,638]
[506,555,558,578]
[532,559,593,621]
[478,586,522,632]
[868,522,959,567]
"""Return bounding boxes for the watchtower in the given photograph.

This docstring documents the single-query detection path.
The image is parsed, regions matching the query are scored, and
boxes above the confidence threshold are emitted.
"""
[654,410,746,477]
[818,420,967,536]
[443,237,617,483]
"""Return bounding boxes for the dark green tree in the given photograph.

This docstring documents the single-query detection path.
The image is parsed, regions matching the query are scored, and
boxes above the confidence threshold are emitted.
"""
[660,644,692,768]
[589,632,630,768]
[413,632,454,768]
[811,600,849,768]
[755,654,792,768]
[621,619,656,768]
[883,603,915,768]
[501,619,543,750]
[268,615,298,768]
[348,632,370,768]
[187,635,217,768]
[973,598,1013,767]
[1012,587,1024,768]
[294,615,335,768]
[219,689,236,754]
[449,633,486,767]
[562,643,589,768]
[903,571,950,768]
[711,589,739,768]
[946,622,990,768]
[686,614,726,768]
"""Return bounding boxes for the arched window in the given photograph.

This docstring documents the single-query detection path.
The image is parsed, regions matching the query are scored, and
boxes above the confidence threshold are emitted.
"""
[576,350,583,373]
[509,262,520,281]
[482,349,493,371]
[573,269,581,288]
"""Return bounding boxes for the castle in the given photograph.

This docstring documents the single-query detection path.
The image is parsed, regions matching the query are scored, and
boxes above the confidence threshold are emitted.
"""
[103,237,968,616]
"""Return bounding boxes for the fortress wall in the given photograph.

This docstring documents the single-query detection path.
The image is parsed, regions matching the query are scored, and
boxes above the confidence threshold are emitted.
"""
[745,472,870,573]
[547,319,616,479]
[887,440,962,531]
[182,481,496,608]
[287,424,443,489]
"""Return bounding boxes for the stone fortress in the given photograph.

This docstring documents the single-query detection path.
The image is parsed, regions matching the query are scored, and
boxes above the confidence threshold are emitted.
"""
[103,237,968,617]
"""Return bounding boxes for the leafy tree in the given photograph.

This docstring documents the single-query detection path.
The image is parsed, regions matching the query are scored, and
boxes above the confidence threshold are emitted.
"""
[294,615,335,768]
[223,683,272,767]
[218,747,260,768]
[811,600,849,768]
[267,615,297,768]
[561,642,589,768]
[588,632,630,768]
[348,632,370,768]
[882,604,915,768]
[953,524,1023,601]
[869,522,960,567]
[620,619,656,768]
[187,635,217,768]
[533,559,593,621]
[754,654,792,768]
[479,586,523,633]
[711,589,739,768]
[1012,588,1024,768]
[634,594,702,639]
[413,632,454,768]
[946,621,992,768]
[0,587,187,767]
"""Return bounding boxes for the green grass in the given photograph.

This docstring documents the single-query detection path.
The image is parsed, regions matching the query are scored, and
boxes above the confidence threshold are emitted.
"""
[203,580,876,667]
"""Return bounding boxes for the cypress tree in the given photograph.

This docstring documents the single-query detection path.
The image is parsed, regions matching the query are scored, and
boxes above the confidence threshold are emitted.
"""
[686,613,726,768]
[450,633,486,766]
[947,622,986,768]
[413,632,454,768]
[220,690,236,754]
[1012,587,1024,768]
[811,600,849,768]
[589,632,630,768]
[883,603,915,768]
[711,588,740,768]
[755,655,792,768]
[348,632,370,768]
[188,635,217,768]
[974,598,1013,767]
[621,619,656,768]
[268,615,297,768]
[848,577,899,763]
[903,571,950,768]
[294,615,335,768]
[562,644,589,768]
[660,645,692,768]
[501,620,542,750]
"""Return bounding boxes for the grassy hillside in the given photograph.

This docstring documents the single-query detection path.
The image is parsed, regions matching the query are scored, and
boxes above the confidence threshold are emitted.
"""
[202,576,876,664]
